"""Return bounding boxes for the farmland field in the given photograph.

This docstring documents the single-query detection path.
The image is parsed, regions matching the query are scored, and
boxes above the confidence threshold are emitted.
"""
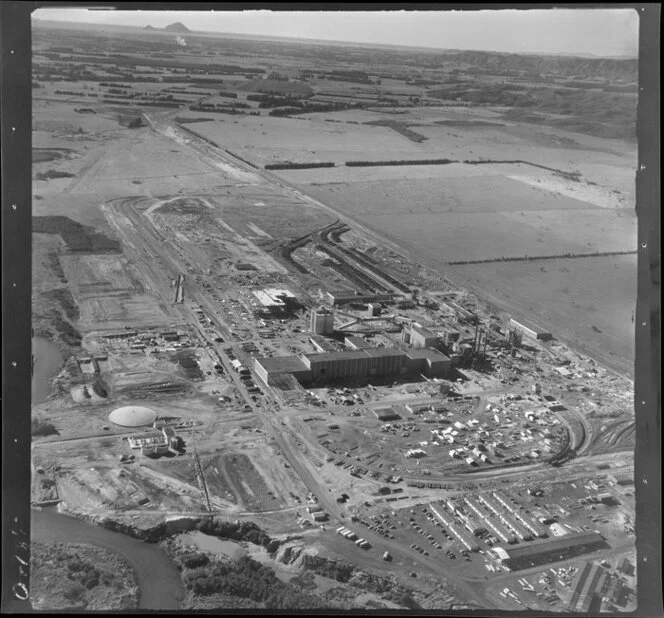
[296,179,636,261]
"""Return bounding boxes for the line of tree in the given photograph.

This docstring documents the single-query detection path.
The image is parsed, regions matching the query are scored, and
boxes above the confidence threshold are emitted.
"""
[265,162,335,170]
[246,94,309,108]
[446,249,636,265]
[103,99,181,108]
[189,102,250,112]
[176,124,220,147]
[345,158,457,167]
[268,101,361,117]
[161,88,212,96]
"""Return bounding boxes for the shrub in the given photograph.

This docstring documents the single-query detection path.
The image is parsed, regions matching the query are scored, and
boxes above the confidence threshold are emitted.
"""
[182,552,209,569]
[92,377,109,398]
[63,583,85,602]
[84,574,100,589]
[31,417,59,437]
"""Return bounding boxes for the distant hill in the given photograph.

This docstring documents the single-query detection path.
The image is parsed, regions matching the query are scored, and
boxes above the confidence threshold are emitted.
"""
[445,50,637,82]
[164,22,190,34]
[143,25,158,31]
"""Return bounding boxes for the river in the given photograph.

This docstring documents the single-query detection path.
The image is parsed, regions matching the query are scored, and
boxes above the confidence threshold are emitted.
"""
[32,337,64,404]
[31,508,184,610]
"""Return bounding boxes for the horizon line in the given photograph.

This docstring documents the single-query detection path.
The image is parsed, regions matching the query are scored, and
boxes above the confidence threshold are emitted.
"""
[31,17,638,60]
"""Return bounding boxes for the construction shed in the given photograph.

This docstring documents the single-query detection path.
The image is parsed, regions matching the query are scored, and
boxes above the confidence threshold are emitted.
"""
[609,472,633,486]
[509,318,552,341]
[495,532,608,571]
[118,111,144,128]
[373,406,401,422]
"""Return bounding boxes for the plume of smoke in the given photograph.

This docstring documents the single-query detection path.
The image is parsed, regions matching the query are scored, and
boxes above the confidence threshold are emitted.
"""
[176,36,187,47]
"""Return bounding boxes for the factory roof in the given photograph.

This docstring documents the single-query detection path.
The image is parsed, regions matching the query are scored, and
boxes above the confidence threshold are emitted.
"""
[327,289,363,299]
[253,290,284,307]
[411,324,438,338]
[497,532,605,560]
[255,355,309,373]
[304,350,373,363]
[266,288,295,298]
[344,335,371,349]
[509,317,551,335]
[374,407,401,420]
[363,347,406,358]
[310,335,337,352]
[407,348,451,362]
[253,288,296,307]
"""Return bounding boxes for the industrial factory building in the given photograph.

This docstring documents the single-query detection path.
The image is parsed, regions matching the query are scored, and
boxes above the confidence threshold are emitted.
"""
[309,335,337,353]
[310,307,335,335]
[509,318,552,341]
[253,355,314,386]
[344,335,371,350]
[403,324,439,349]
[492,532,608,571]
[373,406,401,421]
[326,290,394,306]
[253,288,300,316]
[254,346,451,386]
[406,348,452,378]
[567,561,616,612]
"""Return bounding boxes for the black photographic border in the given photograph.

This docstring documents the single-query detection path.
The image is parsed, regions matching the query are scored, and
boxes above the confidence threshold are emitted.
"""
[1,3,660,615]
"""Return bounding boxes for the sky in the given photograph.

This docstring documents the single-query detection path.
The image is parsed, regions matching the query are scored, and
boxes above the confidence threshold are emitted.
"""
[32,7,639,57]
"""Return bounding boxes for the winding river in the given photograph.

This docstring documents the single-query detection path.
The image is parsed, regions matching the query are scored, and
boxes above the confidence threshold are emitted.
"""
[31,508,184,610]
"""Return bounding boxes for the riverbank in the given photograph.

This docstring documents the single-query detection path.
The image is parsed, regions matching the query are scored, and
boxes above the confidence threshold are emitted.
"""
[31,507,184,610]
[30,541,138,611]
[32,336,65,404]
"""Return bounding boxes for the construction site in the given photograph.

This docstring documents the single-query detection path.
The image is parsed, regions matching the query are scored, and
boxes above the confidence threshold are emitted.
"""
[29,18,639,612]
